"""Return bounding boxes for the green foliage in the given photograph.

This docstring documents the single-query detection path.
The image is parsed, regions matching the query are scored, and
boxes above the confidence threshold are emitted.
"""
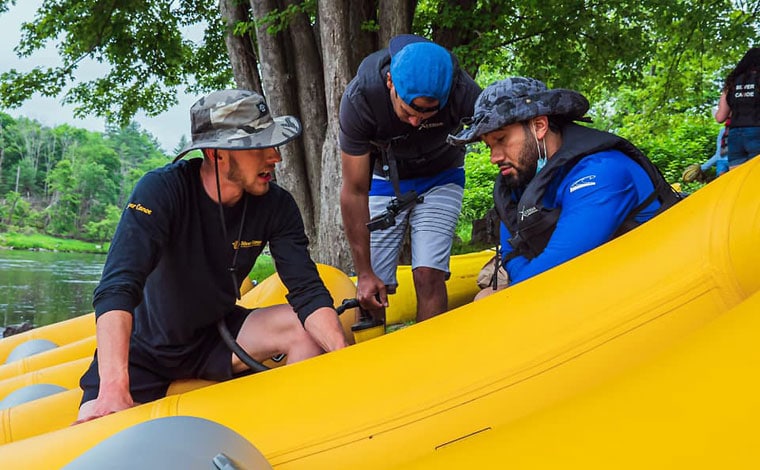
[0,112,168,241]
[361,20,380,33]
[3,0,759,133]
[124,154,172,198]
[84,204,121,242]
[621,116,718,184]
[25,207,48,232]
[14,159,36,194]
[461,142,498,222]
[598,85,721,183]
[185,17,234,94]
[46,159,80,235]
[173,135,190,156]
[454,142,499,244]
[255,0,316,35]
[2,191,28,226]
[0,0,225,126]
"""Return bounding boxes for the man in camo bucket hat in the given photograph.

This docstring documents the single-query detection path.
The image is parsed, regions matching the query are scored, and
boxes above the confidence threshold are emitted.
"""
[174,89,302,160]
[447,77,589,145]
[76,90,348,424]
[449,77,680,301]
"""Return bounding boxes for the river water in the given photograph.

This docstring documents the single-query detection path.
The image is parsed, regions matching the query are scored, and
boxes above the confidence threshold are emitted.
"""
[0,249,105,329]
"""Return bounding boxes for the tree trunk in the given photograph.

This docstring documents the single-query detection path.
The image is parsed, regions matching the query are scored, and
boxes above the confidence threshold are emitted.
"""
[316,0,354,270]
[249,0,315,238]
[219,0,262,92]
[348,0,378,72]
[378,0,415,47]
[284,0,327,225]
[216,0,405,271]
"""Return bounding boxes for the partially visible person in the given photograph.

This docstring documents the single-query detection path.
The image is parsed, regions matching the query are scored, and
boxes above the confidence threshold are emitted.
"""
[339,34,481,323]
[448,78,681,300]
[707,122,731,176]
[715,47,760,169]
[682,121,729,183]
[76,90,347,423]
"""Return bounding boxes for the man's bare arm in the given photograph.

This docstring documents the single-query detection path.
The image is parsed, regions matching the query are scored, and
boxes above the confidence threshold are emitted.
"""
[76,310,134,422]
[340,152,387,310]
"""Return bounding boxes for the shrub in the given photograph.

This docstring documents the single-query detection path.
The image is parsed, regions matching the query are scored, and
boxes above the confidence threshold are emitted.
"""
[459,142,499,234]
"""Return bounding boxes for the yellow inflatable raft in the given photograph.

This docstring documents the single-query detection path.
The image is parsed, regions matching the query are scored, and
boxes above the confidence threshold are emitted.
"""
[0,252,487,445]
[0,157,757,468]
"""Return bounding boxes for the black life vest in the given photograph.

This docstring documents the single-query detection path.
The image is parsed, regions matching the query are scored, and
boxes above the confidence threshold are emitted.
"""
[494,123,681,260]
[355,48,465,180]
[727,70,760,128]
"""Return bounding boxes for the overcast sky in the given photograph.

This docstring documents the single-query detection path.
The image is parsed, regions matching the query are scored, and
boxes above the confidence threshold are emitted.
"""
[0,1,199,153]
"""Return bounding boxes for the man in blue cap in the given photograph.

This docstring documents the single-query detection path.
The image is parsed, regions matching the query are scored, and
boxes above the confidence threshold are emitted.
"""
[448,78,681,299]
[339,34,481,325]
[77,90,347,423]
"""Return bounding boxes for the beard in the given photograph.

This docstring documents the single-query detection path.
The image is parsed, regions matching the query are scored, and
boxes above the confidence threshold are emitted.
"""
[499,126,539,191]
[227,153,269,196]
[227,154,243,184]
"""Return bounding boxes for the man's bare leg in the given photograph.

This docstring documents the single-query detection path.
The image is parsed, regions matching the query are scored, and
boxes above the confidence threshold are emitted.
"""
[412,267,448,322]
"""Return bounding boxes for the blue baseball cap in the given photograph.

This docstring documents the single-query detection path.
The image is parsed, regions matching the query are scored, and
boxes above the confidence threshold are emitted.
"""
[389,38,454,110]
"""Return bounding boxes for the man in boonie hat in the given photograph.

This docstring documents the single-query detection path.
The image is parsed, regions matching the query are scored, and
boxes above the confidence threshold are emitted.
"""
[448,77,680,300]
[76,90,347,424]
[339,34,481,325]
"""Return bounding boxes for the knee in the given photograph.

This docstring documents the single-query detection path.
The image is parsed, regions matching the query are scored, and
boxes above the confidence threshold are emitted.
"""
[473,285,507,301]
[279,314,310,344]
[291,322,314,344]
[412,267,446,289]
[284,319,323,361]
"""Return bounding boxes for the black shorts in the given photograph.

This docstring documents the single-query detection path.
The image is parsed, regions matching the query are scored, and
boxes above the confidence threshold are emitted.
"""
[79,309,250,405]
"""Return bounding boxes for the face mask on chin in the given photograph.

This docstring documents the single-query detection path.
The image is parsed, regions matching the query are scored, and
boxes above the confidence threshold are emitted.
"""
[535,155,547,175]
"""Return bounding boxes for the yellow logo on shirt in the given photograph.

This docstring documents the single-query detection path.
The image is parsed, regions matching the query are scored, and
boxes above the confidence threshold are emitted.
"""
[127,202,153,215]
[232,240,263,249]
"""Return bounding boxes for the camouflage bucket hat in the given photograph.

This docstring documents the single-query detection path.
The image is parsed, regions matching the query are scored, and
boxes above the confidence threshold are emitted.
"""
[174,89,302,162]
[447,77,589,145]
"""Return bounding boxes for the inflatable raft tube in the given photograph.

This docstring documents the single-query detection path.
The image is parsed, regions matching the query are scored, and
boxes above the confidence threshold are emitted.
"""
[0,156,756,468]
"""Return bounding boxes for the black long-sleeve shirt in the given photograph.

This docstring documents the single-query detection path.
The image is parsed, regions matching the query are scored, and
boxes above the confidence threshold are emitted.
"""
[93,158,333,362]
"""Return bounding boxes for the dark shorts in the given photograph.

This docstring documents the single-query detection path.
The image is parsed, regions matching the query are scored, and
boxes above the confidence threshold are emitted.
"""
[79,309,250,405]
[727,126,760,167]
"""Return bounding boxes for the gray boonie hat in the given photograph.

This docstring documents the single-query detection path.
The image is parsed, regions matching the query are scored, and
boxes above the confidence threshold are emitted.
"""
[174,89,302,162]
[447,77,589,145]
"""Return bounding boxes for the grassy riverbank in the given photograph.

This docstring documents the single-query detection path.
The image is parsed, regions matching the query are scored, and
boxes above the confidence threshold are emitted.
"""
[0,232,109,253]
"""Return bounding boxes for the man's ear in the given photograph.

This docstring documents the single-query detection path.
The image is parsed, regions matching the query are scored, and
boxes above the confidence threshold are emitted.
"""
[386,72,392,90]
[202,149,222,161]
[533,116,550,140]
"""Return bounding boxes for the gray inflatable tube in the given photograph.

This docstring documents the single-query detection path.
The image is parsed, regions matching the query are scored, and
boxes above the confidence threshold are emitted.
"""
[4,338,58,363]
[0,383,67,410]
[62,416,273,469]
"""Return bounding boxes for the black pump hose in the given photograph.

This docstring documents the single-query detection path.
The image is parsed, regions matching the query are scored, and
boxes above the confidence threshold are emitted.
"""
[217,298,360,374]
[216,319,269,373]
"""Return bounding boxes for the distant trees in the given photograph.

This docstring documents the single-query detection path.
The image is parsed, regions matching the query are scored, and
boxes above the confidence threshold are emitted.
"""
[0,114,168,241]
